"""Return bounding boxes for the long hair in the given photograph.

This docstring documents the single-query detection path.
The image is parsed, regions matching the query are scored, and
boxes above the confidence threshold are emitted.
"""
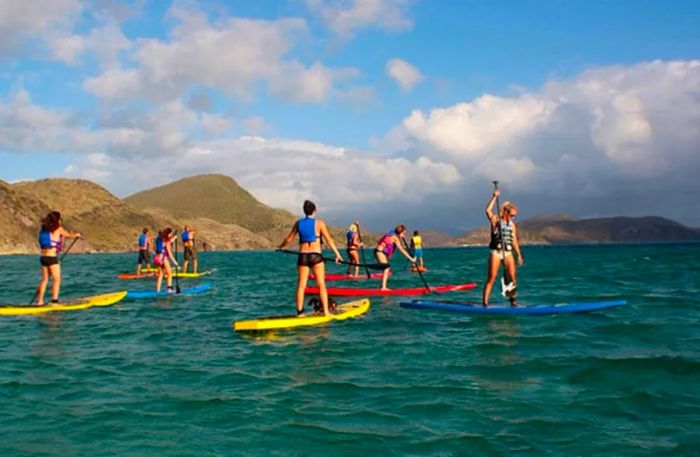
[159,227,173,240]
[41,211,61,232]
[394,224,406,235]
[501,202,518,220]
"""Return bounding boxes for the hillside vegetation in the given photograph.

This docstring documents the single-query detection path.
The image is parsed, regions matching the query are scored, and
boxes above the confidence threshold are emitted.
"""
[125,174,295,233]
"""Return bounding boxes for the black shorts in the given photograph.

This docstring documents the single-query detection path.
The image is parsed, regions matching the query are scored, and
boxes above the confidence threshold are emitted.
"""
[184,246,197,261]
[138,249,150,264]
[40,256,59,267]
[297,252,324,267]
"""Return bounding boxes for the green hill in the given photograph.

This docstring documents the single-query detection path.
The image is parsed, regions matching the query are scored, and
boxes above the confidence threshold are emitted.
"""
[125,174,295,233]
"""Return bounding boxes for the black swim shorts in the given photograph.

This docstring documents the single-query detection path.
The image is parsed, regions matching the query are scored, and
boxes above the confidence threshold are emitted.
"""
[40,256,59,267]
[297,252,324,267]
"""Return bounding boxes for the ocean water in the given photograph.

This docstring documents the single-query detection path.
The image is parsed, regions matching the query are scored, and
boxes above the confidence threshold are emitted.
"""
[0,244,698,456]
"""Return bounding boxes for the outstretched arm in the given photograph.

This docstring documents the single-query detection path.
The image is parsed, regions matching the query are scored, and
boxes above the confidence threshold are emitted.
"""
[396,236,416,262]
[58,227,81,239]
[485,190,499,224]
[319,221,342,262]
[278,222,298,249]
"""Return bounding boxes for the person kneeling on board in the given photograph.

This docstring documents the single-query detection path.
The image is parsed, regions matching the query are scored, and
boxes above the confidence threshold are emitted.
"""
[278,200,343,316]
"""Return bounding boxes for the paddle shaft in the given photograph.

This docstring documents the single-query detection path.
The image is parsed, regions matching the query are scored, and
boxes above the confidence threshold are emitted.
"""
[277,249,389,270]
[174,234,181,294]
[29,236,81,304]
[355,223,372,278]
[401,237,431,292]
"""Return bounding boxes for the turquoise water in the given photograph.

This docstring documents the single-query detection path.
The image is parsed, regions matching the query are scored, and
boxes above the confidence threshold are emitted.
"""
[1,244,699,456]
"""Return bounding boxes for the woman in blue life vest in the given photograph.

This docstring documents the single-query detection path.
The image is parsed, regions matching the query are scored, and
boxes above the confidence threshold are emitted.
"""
[154,228,179,293]
[35,211,81,305]
[374,224,415,290]
[136,228,152,275]
[181,225,198,274]
[345,222,362,277]
[278,200,343,316]
[482,189,524,306]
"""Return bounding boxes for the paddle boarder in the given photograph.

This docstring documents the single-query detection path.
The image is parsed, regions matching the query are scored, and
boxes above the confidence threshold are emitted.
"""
[35,211,81,305]
[278,200,343,316]
[136,228,152,275]
[410,230,426,272]
[181,224,198,274]
[482,189,524,306]
[154,228,179,293]
[345,222,362,277]
[374,225,416,290]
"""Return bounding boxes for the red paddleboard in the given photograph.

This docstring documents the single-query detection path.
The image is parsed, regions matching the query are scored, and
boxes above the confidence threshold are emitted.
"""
[311,272,387,281]
[305,283,477,296]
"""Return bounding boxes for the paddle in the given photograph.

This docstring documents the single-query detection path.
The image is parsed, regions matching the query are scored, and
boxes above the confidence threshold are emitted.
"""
[29,236,81,304]
[173,233,182,294]
[355,222,372,279]
[277,249,390,270]
[400,236,431,292]
[492,181,516,300]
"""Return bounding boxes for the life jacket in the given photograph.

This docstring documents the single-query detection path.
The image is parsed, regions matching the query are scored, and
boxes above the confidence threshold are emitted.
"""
[378,231,397,257]
[138,233,148,249]
[298,217,318,243]
[412,235,422,249]
[489,220,514,251]
[181,230,191,242]
[155,237,165,254]
[346,229,357,247]
[38,230,61,251]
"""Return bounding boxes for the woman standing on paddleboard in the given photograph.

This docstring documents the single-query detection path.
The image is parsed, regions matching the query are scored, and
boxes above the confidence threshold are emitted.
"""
[154,228,178,293]
[483,189,523,306]
[374,225,415,290]
[35,211,81,305]
[278,200,343,316]
[345,222,362,277]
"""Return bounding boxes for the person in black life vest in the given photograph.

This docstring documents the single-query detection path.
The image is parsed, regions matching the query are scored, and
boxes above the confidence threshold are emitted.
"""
[482,189,524,306]
[278,200,343,316]
[35,211,81,305]
[181,225,198,274]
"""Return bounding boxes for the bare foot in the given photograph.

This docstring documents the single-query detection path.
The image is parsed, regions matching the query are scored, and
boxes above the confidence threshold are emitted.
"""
[380,287,391,291]
[482,303,489,308]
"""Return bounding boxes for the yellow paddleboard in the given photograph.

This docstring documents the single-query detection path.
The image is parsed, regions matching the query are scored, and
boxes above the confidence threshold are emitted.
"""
[234,298,370,332]
[0,291,127,316]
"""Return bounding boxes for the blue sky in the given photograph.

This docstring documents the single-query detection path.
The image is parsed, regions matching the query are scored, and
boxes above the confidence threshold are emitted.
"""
[2,0,700,231]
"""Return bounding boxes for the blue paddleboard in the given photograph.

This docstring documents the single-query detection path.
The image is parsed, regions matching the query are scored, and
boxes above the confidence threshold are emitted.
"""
[400,299,627,315]
[126,283,212,299]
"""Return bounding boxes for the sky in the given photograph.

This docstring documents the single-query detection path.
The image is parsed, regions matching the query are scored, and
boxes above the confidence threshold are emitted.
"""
[1,0,699,233]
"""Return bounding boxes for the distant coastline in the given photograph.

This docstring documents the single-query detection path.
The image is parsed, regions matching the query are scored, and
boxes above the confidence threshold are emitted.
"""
[2,174,698,255]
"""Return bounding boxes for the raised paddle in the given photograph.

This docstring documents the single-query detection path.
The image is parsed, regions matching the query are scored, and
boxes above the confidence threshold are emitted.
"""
[400,236,431,292]
[277,249,390,270]
[355,222,372,279]
[173,233,182,294]
[29,236,81,304]
[492,181,516,301]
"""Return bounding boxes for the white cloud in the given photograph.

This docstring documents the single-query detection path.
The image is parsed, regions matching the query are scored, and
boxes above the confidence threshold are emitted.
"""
[0,0,82,57]
[305,0,413,39]
[386,58,424,91]
[83,7,357,104]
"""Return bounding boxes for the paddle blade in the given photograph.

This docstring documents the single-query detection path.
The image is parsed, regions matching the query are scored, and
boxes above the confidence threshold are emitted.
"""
[500,276,516,298]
